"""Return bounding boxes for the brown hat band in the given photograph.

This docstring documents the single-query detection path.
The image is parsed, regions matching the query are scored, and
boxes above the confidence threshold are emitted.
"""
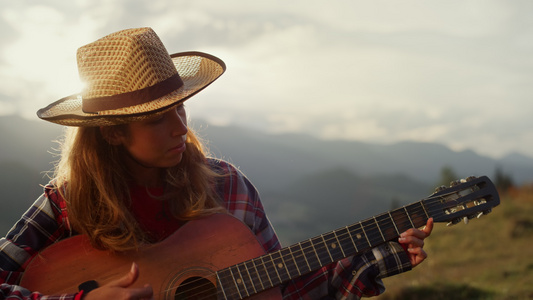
[81,73,184,113]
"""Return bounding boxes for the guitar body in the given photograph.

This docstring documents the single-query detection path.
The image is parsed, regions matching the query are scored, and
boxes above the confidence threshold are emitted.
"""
[20,213,282,300]
[20,176,499,300]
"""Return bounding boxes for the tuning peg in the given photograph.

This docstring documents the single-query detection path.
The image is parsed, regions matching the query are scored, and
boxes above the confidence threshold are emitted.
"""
[450,180,461,187]
[474,198,487,206]
[465,176,477,181]
[463,216,469,224]
[483,209,492,215]
[435,185,447,193]
[447,218,462,226]
[476,211,484,218]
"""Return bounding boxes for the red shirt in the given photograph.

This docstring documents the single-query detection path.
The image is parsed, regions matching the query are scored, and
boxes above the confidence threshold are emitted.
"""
[129,184,184,242]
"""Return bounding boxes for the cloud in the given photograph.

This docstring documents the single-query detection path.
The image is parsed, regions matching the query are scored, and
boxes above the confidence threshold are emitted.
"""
[0,0,532,159]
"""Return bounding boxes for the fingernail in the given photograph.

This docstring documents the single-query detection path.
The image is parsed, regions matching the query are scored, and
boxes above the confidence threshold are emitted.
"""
[131,262,137,273]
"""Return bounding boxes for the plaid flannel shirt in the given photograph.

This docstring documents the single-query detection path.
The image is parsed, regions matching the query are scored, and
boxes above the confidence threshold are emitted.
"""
[0,159,411,299]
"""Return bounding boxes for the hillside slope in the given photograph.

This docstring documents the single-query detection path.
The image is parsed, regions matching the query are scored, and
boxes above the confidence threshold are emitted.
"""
[376,187,533,300]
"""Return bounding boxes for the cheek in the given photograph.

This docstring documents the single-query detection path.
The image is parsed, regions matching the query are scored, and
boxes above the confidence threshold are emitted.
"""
[125,129,162,154]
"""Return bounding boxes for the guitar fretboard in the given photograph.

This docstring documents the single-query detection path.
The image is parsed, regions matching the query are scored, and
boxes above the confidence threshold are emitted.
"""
[216,201,430,300]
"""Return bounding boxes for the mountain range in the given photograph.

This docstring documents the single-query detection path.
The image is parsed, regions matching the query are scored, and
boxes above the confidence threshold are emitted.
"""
[1,115,532,244]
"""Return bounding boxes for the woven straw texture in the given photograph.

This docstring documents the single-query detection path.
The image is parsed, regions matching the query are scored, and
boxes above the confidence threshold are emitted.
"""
[37,28,225,127]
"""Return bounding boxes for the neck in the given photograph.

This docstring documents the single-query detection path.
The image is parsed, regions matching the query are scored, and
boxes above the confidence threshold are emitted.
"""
[123,149,164,187]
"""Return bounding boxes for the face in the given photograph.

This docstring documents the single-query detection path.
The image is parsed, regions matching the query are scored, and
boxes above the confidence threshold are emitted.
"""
[119,104,188,170]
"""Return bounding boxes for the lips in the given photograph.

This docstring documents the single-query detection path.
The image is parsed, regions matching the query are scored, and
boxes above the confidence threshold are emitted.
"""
[169,142,186,153]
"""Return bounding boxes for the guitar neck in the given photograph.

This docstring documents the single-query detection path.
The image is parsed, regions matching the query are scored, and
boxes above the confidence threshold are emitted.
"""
[19,176,497,300]
[215,201,429,299]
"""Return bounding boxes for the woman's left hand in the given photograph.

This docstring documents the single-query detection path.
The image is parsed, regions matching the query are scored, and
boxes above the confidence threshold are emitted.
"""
[398,218,434,268]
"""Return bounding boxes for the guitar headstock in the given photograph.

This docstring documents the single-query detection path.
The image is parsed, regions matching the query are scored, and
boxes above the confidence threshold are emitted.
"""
[425,176,500,226]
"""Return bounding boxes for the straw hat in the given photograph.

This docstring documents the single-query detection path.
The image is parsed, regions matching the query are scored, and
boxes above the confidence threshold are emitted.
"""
[37,27,226,127]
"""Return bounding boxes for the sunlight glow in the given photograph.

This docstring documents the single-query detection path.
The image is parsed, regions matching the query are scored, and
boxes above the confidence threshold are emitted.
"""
[0,5,100,115]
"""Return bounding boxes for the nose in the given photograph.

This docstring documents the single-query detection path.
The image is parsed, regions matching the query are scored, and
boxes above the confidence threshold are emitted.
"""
[169,108,188,137]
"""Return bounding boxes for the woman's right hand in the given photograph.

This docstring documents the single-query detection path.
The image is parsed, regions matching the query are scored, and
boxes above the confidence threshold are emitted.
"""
[84,262,153,300]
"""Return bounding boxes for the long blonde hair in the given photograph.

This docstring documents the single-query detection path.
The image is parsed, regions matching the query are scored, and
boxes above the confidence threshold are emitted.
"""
[53,124,225,252]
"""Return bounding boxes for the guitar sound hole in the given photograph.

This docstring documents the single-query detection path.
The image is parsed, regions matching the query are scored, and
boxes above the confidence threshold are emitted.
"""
[174,277,217,300]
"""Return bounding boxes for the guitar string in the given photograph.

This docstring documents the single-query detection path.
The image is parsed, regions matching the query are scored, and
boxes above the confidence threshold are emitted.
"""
[160,189,485,300]
[209,195,451,300]
[163,191,476,300]
[160,190,476,300]
[169,205,474,300]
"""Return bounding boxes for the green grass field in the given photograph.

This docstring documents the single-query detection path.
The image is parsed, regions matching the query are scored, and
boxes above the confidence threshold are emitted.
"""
[376,186,533,300]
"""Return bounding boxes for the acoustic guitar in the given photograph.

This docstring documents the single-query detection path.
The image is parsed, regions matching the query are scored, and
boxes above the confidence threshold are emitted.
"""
[20,176,499,299]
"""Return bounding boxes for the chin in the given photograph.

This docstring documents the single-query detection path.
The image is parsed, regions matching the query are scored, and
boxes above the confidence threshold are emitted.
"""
[167,156,184,167]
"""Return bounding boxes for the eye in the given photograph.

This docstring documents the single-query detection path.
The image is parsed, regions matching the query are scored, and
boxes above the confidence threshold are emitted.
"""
[146,114,165,125]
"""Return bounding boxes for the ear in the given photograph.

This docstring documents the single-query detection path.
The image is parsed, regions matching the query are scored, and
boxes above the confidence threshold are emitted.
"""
[100,126,125,146]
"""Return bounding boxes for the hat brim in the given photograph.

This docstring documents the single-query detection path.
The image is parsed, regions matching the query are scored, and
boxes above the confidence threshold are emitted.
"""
[37,52,226,127]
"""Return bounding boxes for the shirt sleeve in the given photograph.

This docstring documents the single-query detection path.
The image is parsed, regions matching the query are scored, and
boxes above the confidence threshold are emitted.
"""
[0,283,81,300]
[0,185,78,300]
[212,159,281,253]
[210,159,412,300]
[283,242,411,300]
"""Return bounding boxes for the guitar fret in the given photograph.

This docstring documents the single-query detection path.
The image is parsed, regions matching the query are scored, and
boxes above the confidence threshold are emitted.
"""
[298,242,312,272]
[404,207,415,228]
[242,261,258,294]
[287,246,302,276]
[217,269,242,300]
[361,219,382,246]
[373,217,386,241]
[300,240,322,270]
[309,238,324,266]
[349,223,370,251]
[420,202,430,219]
[228,267,244,299]
[335,227,355,255]
[362,224,371,246]
[322,231,344,262]
[333,230,346,257]
[270,251,290,283]
[321,235,334,262]
[312,235,332,266]
[391,207,413,233]
[216,275,229,300]
[268,253,282,285]
[279,248,299,278]
[345,225,359,253]
[235,264,251,297]
[250,258,265,291]
[258,256,274,288]
[375,213,397,241]
[388,212,401,235]
[405,202,429,228]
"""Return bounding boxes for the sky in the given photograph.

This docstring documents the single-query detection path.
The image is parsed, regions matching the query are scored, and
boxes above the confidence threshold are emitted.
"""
[1,0,532,159]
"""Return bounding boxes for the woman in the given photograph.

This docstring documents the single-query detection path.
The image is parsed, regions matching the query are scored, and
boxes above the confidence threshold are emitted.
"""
[0,27,432,300]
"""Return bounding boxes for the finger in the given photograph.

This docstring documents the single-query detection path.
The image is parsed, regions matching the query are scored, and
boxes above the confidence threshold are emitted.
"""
[109,262,140,288]
[127,284,154,299]
[407,246,427,257]
[399,228,427,241]
[408,247,428,267]
[401,218,434,238]
[423,218,434,237]
[398,235,424,248]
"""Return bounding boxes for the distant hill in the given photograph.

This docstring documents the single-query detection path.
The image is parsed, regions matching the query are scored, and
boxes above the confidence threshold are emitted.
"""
[2,115,533,244]
[190,120,533,190]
